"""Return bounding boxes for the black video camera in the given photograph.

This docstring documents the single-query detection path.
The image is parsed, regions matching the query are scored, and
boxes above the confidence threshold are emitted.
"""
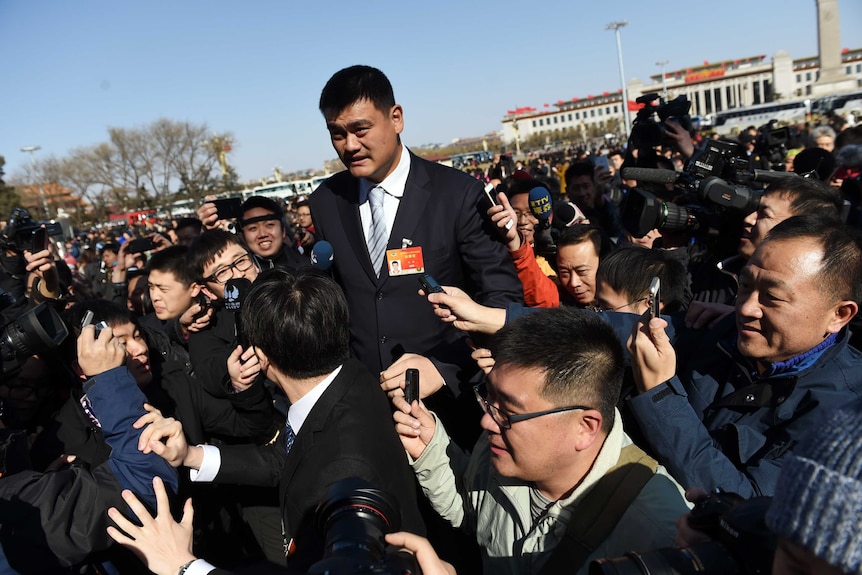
[590,491,775,575]
[755,122,801,171]
[629,93,693,150]
[307,477,421,575]
[1,207,63,253]
[620,139,767,238]
[0,287,69,379]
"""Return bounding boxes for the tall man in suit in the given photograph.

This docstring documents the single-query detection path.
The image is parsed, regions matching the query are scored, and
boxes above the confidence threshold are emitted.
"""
[134,268,425,573]
[310,65,523,439]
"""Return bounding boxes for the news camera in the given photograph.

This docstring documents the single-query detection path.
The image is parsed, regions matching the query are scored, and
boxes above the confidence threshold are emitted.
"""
[307,477,422,575]
[619,139,797,239]
[0,287,69,379]
[629,93,693,150]
[0,207,63,253]
[590,491,775,575]
[755,122,802,171]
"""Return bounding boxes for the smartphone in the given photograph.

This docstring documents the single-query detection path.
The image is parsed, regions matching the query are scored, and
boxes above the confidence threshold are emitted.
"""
[31,227,49,253]
[127,237,156,253]
[592,155,610,172]
[213,197,243,220]
[80,310,95,330]
[404,368,420,404]
[483,182,498,207]
[648,277,661,318]
[94,320,109,339]
[192,292,211,321]
[418,273,445,295]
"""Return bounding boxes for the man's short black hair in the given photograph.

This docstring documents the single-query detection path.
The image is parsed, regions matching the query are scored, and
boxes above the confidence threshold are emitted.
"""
[490,307,623,432]
[319,65,396,118]
[557,224,612,259]
[186,230,247,282]
[564,161,594,187]
[244,268,350,380]
[764,215,862,304]
[65,300,135,337]
[596,246,688,313]
[146,245,194,287]
[765,177,843,219]
[240,195,286,232]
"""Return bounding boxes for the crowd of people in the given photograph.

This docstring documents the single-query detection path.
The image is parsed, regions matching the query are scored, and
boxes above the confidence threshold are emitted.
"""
[0,64,861,575]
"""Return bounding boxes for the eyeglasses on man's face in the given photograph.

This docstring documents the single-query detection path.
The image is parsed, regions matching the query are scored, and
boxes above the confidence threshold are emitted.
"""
[587,296,647,313]
[203,253,256,285]
[473,380,592,430]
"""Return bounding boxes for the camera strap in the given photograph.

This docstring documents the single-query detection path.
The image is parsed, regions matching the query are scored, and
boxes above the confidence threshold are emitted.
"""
[538,443,658,575]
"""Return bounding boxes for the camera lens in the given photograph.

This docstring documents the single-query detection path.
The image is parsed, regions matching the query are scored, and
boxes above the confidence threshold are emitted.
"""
[589,543,743,575]
[315,478,400,562]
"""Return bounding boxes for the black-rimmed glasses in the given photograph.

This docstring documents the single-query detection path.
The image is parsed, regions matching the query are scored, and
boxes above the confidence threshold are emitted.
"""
[587,297,647,313]
[473,381,592,430]
[202,253,256,285]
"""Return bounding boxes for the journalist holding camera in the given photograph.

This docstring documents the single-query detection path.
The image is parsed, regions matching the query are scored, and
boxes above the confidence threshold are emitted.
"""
[627,214,862,498]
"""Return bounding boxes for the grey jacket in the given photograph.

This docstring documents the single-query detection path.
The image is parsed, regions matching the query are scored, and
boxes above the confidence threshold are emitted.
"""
[411,409,689,575]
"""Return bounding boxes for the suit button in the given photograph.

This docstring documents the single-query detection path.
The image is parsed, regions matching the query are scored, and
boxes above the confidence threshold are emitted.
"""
[380,336,387,344]
[377,292,384,300]
[745,393,755,402]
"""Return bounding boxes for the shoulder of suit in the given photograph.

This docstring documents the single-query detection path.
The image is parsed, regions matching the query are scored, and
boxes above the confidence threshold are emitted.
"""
[309,170,353,201]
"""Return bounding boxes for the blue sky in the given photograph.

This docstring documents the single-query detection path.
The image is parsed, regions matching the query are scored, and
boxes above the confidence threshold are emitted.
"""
[2,0,861,184]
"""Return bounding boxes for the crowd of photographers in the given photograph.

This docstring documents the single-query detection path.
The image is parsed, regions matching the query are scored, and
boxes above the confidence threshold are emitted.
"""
[1,65,862,575]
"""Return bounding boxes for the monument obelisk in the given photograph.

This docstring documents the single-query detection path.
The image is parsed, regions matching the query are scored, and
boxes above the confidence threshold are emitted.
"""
[812,0,855,95]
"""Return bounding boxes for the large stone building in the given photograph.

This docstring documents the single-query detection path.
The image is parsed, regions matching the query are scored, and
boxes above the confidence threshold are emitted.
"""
[501,47,862,146]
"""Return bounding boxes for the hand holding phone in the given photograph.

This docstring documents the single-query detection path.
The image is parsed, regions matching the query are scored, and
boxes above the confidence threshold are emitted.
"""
[418,273,449,311]
[213,197,243,221]
[31,227,49,254]
[648,277,661,319]
[404,368,420,404]
[127,237,157,254]
[418,273,444,295]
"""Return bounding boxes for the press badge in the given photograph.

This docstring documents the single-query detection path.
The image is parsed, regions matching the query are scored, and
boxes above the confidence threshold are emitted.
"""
[386,247,424,276]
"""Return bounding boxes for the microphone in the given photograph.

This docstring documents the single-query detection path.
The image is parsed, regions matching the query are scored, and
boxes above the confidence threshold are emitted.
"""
[620,167,681,184]
[223,277,252,347]
[553,201,588,229]
[310,240,334,271]
[528,186,553,221]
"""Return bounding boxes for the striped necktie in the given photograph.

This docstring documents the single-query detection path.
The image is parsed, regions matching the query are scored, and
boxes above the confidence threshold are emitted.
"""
[368,185,388,276]
[284,421,296,455]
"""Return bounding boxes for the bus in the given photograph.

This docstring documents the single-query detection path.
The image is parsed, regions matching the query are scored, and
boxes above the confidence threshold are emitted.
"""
[712,100,811,135]
[247,181,298,202]
[813,90,862,117]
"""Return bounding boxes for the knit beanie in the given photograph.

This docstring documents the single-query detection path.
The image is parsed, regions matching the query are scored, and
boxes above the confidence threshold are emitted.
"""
[765,399,862,574]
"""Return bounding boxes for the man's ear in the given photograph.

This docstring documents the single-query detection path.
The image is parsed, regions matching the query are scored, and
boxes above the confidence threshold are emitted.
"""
[390,104,404,135]
[573,410,604,452]
[827,300,858,334]
[253,346,271,373]
[197,283,218,301]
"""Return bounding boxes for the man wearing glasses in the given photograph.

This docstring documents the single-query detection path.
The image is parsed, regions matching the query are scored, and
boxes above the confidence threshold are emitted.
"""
[185,230,263,400]
[392,307,687,575]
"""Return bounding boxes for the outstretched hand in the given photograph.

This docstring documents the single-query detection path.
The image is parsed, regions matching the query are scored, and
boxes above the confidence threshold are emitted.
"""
[107,476,196,575]
[422,285,506,334]
[380,353,444,399]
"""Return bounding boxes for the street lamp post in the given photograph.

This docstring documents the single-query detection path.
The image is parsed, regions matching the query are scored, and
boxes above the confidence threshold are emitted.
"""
[606,20,631,138]
[20,145,50,219]
[656,60,670,101]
